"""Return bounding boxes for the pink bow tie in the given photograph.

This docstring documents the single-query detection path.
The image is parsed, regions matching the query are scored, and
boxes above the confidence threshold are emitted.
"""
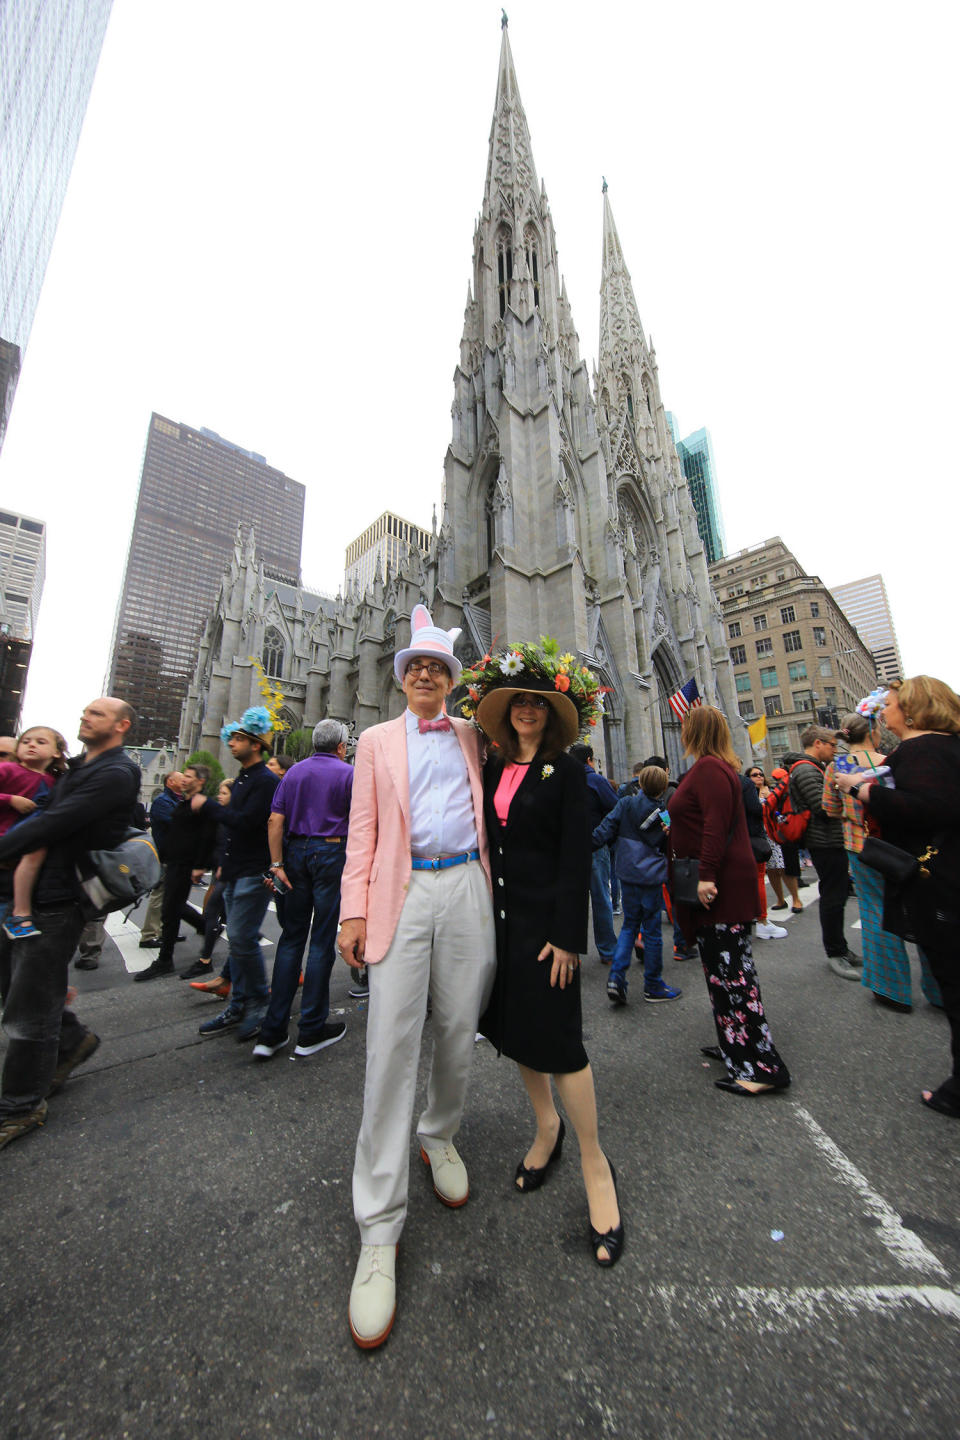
[418,716,452,734]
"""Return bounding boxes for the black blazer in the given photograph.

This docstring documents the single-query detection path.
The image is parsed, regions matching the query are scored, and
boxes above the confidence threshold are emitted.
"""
[483,747,590,958]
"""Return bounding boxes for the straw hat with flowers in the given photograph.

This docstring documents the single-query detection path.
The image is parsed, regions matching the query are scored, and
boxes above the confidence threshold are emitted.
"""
[460,637,604,750]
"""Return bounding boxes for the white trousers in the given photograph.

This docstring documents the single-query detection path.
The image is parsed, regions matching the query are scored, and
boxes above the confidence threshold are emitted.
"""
[352,861,496,1244]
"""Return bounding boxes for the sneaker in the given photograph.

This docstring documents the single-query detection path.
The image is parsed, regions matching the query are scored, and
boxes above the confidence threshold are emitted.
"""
[841,949,861,965]
[673,945,694,961]
[294,1020,347,1057]
[133,957,175,982]
[827,955,861,980]
[199,1006,242,1036]
[48,1031,100,1095]
[0,1100,48,1151]
[252,1036,289,1060]
[607,980,627,1006]
[348,969,369,999]
[755,921,788,940]
[2,914,40,941]
[643,982,682,1003]
[236,1003,269,1042]
[138,937,161,949]
[179,960,213,981]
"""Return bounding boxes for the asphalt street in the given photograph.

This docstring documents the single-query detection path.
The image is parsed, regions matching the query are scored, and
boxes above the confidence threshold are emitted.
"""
[1,879,957,1440]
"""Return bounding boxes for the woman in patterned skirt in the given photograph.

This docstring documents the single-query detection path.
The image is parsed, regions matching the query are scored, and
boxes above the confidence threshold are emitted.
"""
[668,707,790,1096]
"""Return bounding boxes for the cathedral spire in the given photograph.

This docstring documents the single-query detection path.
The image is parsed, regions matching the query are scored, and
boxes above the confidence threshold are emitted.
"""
[484,20,540,216]
[599,183,647,382]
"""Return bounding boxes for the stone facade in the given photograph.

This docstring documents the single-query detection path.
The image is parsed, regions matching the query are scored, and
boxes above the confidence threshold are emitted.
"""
[179,23,739,778]
[709,537,877,762]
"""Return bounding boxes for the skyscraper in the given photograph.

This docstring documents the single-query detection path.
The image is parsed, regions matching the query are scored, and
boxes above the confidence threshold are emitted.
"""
[344,511,432,597]
[830,574,904,686]
[108,413,305,743]
[0,0,113,453]
[666,416,726,565]
[0,508,46,731]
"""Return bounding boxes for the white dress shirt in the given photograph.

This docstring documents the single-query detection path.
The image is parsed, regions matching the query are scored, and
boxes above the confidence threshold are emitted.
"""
[405,709,478,857]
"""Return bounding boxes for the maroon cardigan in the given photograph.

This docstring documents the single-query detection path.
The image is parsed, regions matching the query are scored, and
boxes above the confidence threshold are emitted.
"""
[667,756,759,941]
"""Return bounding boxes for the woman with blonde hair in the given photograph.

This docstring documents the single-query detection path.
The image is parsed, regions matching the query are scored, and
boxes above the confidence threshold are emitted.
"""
[834,676,960,1117]
[668,707,790,1096]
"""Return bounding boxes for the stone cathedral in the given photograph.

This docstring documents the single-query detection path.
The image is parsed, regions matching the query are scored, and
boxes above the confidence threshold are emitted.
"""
[179,22,737,776]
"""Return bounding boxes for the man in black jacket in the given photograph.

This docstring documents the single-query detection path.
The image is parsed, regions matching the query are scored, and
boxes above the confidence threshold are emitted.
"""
[191,721,279,1040]
[134,764,217,983]
[787,727,860,979]
[139,771,184,948]
[0,697,140,1151]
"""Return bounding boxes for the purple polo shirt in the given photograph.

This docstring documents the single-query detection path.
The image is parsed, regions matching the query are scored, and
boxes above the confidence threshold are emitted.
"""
[270,751,354,838]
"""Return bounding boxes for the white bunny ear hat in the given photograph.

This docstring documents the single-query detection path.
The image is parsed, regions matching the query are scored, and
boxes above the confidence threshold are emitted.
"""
[393,603,463,685]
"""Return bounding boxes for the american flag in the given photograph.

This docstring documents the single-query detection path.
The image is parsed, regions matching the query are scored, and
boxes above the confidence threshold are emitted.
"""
[668,677,702,720]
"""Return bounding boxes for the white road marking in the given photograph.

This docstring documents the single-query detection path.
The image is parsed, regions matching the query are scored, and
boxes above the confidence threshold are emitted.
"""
[794,1105,949,1279]
[104,911,152,973]
[648,1283,960,1328]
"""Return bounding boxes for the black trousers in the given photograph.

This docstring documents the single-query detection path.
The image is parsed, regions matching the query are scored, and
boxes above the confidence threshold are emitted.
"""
[156,863,204,965]
[0,902,88,1116]
[807,845,850,957]
[924,944,960,1100]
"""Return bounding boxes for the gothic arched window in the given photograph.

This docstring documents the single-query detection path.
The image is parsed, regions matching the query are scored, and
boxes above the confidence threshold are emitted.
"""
[524,227,541,309]
[262,625,285,678]
[497,230,513,319]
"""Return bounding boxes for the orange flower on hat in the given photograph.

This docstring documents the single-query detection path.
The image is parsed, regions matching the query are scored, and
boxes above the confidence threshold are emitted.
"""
[554,673,570,693]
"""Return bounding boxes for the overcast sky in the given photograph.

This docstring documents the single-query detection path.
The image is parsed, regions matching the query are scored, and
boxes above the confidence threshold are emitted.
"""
[2,0,957,744]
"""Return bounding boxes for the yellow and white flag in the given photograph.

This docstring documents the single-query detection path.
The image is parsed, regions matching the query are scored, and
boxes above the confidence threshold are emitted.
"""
[748,715,767,756]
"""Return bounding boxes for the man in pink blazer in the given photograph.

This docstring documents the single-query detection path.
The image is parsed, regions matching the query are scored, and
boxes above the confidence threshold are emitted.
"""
[338,606,495,1350]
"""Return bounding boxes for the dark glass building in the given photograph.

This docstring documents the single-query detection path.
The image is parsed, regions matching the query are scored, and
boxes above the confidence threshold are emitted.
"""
[0,0,113,453]
[108,414,305,743]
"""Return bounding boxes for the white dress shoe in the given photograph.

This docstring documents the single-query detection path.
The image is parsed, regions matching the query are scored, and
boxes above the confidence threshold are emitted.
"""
[419,1142,469,1207]
[755,921,788,939]
[349,1243,397,1349]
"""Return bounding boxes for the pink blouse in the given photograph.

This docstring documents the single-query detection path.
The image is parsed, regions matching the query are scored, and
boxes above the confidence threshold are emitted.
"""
[493,762,531,826]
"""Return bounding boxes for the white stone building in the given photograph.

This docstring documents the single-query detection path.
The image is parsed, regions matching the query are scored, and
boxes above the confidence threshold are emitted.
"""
[179,22,738,777]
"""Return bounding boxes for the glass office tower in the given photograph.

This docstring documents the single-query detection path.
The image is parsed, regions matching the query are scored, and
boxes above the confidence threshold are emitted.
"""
[0,0,113,452]
[666,415,727,565]
[108,414,305,744]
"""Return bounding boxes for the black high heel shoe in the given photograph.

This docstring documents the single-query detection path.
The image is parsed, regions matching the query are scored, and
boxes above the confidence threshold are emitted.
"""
[589,1159,624,1268]
[515,1118,565,1192]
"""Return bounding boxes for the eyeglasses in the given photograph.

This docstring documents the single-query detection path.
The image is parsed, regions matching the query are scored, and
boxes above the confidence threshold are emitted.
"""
[510,693,550,709]
[404,661,449,678]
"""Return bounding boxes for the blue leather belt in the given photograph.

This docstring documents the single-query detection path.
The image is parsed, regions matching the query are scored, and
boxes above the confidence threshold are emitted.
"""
[410,849,480,871]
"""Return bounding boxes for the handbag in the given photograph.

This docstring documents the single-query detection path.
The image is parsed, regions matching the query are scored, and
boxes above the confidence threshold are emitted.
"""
[671,855,702,907]
[672,821,738,907]
[749,833,773,862]
[859,836,939,886]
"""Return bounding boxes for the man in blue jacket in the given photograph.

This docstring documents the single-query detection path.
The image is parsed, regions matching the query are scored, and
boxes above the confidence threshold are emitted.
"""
[0,697,140,1151]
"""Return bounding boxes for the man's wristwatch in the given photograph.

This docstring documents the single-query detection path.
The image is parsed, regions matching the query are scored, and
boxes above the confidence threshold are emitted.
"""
[269,862,283,870]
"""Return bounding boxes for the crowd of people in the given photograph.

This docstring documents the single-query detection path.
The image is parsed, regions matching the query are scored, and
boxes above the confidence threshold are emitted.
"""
[0,617,957,1351]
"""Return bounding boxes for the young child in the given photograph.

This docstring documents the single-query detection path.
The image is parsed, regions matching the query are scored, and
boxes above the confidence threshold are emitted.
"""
[0,726,68,940]
[591,764,680,1005]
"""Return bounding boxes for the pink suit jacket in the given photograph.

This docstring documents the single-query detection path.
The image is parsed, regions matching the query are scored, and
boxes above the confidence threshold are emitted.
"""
[339,713,492,964]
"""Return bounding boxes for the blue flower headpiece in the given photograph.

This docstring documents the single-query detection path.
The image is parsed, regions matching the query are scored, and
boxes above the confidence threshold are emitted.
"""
[220,705,274,751]
[855,687,888,723]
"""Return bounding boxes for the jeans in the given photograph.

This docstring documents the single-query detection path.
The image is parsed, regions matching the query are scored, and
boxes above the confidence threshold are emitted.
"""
[807,846,850,957]
[222,875,270,1008]
[201,877,227,959]
[609,882,663,992]
[0,902,89,1115]
[589,848,617,962]
[260,838,346,1045]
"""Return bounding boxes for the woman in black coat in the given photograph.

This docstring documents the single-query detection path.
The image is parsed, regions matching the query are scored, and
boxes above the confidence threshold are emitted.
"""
[834,675,960,1118]
[473,663,623,1267]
